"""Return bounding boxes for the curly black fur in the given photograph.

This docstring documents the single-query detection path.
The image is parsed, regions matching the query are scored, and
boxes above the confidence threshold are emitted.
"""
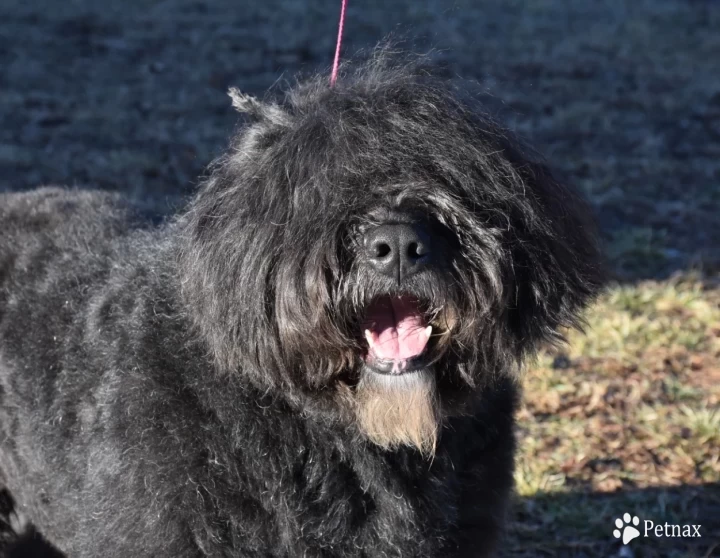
[0,53,603,557]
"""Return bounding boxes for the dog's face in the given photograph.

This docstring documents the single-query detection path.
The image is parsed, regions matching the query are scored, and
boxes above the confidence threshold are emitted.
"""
[180,59,603,454]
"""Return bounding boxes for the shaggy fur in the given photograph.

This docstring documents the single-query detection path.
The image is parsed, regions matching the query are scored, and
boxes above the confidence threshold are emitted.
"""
[0,54,603,557]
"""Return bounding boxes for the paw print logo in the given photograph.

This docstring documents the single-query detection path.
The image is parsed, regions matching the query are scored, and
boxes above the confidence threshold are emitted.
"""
[613,513,641,545]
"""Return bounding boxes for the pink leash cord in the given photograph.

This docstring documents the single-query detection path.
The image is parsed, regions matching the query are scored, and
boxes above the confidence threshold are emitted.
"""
[330,0,348,87]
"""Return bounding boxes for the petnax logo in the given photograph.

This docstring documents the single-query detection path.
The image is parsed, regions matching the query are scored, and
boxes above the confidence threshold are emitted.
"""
[613,513,702,546]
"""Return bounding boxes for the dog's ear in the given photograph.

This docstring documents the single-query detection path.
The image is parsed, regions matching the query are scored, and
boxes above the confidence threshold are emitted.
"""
[227,88,263,115]
[228,88,289,125]
[505,160,605,353]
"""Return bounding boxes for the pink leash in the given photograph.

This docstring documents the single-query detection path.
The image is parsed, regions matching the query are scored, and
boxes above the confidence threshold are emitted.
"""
[330,0,348,87]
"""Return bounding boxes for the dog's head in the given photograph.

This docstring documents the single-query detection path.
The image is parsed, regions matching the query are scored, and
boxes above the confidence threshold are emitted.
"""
[179,54,604,454]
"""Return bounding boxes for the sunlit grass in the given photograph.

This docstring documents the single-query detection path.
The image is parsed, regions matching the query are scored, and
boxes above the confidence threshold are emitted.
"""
[516,277,720,502]
[563,277,720,360]
[512,277,720,556]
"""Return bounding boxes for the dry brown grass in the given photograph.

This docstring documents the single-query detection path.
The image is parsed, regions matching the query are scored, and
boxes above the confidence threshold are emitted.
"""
[1,0,719,555]
[510,277,720,556]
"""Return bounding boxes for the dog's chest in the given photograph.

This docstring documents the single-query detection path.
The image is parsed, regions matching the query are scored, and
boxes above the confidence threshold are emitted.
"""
[192,416,458,556]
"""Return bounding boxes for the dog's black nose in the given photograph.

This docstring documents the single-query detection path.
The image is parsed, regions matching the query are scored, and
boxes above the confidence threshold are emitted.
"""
[364,223,431,281]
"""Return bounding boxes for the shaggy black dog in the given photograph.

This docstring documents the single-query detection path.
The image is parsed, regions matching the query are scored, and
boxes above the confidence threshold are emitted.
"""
[0,55,603,557]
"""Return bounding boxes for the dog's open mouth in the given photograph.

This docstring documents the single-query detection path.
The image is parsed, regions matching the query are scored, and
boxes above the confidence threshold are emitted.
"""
[362,295,432,375]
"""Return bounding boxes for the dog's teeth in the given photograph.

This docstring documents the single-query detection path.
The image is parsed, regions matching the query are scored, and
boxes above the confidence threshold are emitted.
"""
[424,326,433,339]
[364,329,375,347]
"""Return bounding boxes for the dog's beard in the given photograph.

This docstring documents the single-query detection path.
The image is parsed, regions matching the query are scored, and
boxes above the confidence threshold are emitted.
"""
[354,368,439,455]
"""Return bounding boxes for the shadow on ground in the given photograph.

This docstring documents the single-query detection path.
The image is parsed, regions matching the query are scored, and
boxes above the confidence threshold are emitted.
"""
[506,482,720,557]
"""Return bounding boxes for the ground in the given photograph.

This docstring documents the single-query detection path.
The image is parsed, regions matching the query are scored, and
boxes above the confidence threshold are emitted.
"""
[0,0,718,556]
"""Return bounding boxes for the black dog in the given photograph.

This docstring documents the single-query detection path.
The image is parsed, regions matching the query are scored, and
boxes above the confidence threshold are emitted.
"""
[0,55,603,557]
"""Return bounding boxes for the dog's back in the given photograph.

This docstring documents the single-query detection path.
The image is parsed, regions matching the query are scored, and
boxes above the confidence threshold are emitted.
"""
[0,187,137,361]
[0,187,136,286]
[0,188,167,556]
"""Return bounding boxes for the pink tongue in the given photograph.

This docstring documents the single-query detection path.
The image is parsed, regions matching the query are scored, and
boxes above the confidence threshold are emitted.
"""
[365,297,429,360]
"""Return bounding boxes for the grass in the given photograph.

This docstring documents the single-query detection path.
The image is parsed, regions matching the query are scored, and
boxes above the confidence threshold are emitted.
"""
[510,277,720,556]
[1,0,719,556]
